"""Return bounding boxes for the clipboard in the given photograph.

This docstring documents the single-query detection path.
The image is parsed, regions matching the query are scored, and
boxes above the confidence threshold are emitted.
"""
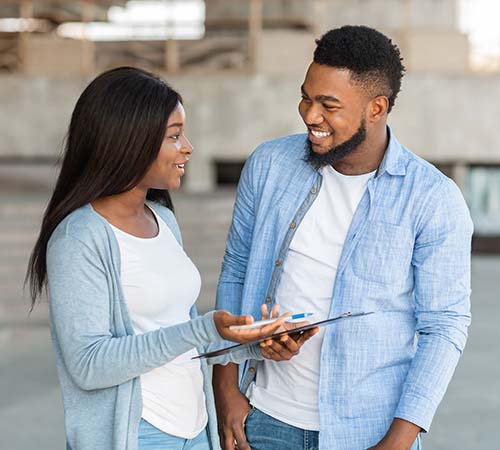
[193,311,374,359]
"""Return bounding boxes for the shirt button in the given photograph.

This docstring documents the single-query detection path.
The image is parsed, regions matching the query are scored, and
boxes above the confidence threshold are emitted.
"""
[265,297,272,304]
[275,259,282,266]
[249,367,255,373]
[310,187,317,194]
[290,222,296,229]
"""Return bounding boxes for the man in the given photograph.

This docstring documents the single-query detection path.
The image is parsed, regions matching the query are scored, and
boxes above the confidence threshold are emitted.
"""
[213,25,472,450]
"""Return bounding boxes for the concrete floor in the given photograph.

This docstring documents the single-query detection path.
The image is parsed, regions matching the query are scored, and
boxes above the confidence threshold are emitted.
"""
[1,188,499,450]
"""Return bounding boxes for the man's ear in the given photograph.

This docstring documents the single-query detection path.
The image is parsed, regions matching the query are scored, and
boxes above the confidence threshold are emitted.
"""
[367,96,389,123]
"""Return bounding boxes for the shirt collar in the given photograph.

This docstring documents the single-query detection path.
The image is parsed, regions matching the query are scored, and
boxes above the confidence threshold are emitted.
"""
[376,124,407,178]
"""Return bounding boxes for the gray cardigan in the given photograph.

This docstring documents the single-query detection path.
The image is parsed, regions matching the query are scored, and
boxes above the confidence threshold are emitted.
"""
[46,202,261,450]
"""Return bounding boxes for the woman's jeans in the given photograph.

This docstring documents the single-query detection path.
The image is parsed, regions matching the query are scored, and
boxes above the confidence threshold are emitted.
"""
[138,419,210,450]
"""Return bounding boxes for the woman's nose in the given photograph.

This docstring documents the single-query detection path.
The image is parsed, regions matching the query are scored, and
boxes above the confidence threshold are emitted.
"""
[182,136,194,154]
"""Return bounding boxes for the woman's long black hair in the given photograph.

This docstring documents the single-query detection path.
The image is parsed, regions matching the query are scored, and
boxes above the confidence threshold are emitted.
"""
[26,66,182,307]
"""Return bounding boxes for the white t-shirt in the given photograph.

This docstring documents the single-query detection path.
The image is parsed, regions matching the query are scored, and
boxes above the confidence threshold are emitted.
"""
[247,165,376,430]
[110,208,207,439]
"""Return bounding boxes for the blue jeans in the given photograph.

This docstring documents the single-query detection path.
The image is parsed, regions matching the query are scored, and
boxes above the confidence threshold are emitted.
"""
[245,407,422,450]
[138,419,210,450]
[245,407,319,450]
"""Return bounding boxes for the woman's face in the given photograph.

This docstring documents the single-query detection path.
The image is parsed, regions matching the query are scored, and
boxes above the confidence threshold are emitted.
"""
[141,102,193,191]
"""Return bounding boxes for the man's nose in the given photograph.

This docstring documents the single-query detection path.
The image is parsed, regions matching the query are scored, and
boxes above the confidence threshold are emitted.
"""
[302,104,324,126]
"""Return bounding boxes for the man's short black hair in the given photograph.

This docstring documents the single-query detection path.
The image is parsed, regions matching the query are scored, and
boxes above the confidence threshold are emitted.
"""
[314,25,405,113]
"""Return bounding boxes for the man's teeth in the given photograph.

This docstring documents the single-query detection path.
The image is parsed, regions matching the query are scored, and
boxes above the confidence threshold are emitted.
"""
[310,130,331,138]
[176,164,185,168]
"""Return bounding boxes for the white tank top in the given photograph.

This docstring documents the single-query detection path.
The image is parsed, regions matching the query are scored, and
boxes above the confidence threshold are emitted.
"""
[110,207,207,438]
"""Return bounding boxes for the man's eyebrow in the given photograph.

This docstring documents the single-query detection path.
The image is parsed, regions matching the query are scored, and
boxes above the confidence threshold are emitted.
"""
[166,122,183,129]
[317,94,341,103]
[301,85,341,104]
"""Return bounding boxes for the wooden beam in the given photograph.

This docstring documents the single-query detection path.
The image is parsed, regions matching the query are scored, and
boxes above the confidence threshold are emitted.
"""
[205,17,312,31]
[80,0,95,75]
[248,0,262,72]
[402,0,412,30]
[0,0,123,5]
[18,0,33,73]
[312,0,328,38]
[400,0,412,69]
[165,39,180,74]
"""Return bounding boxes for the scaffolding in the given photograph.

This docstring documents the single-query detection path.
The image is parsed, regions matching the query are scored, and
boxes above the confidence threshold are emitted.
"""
[0,1,331,75]
[0,1,126,73]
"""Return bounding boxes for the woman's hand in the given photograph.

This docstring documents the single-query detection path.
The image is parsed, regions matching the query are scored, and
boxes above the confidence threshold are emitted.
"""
[213,310,289,344]
[259,304,319,361]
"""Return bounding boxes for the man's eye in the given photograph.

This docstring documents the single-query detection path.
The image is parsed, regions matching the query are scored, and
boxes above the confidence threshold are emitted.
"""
[301,95,311,102]
[323,104,337,110]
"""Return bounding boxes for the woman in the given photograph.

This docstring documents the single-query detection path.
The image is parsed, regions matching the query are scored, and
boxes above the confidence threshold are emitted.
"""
[26,67,301,450]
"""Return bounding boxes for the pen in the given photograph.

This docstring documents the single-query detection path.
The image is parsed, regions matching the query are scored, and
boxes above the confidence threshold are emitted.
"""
[229,312,314,330]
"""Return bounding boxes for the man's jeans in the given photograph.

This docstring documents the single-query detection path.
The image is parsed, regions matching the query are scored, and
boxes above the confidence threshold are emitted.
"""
[245,407,422,450]
[138,419,209,450]
[245,407,319,450]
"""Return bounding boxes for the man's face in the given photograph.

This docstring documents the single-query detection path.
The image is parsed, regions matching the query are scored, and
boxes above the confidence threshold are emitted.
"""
[298,63,369,167]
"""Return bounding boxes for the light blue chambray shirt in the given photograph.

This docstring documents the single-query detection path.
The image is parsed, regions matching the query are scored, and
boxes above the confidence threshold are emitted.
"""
[216,127,473,450]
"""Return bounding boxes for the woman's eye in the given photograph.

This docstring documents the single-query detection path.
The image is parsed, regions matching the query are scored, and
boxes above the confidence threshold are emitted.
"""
[170,134,180,141]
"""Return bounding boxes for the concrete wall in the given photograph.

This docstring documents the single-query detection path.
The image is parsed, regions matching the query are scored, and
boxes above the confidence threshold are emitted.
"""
[257,30,317,75]
[391,73,500,163]
[205,0,315,24]
[206,0,458,31]
[257,28,469,75]
[1,71,499,190]
[401,30,469,73]
[323,0,458,31]
[24,35,85,76]
[315,2,468,73]
[206,0,467,73]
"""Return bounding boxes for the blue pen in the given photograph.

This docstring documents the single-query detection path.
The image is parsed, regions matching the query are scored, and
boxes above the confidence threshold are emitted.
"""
[229,312,314,330]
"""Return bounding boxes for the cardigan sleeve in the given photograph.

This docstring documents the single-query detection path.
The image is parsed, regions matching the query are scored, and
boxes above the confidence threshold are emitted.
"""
[47,232,224,391]
[206,342,264,366]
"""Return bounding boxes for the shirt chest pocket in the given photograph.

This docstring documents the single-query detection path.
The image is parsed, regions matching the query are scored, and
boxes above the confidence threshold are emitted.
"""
[351,221,413,285]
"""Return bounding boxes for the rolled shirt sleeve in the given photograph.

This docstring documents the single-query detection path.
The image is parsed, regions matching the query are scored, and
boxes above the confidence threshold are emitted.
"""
[395,179,473,431]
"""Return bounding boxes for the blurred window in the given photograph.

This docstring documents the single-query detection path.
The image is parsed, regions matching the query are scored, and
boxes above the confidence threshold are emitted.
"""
[430,162,454,179]
[215,160,244,185]
[466,165,500,236]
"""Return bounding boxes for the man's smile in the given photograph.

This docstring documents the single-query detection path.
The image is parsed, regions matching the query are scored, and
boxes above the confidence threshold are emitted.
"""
[308,128,333,146]
[309,128,332,138]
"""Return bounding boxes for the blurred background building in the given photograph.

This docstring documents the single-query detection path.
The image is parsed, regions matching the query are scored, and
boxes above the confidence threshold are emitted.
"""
[1,0,500,249]
[1,1,499,449]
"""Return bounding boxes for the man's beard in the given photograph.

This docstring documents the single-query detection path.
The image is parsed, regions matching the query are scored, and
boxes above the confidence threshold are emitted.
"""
[306,118,367,169]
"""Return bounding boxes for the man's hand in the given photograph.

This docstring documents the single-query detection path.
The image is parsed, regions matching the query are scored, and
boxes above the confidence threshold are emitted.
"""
[366,418,421,450]
[259,304,319,361]
[213,364,252,450]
